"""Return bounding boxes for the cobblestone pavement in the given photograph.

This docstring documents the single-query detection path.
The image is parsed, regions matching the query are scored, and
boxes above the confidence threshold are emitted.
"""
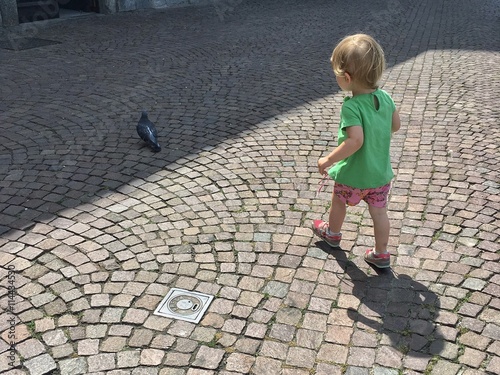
[1,0,499,374]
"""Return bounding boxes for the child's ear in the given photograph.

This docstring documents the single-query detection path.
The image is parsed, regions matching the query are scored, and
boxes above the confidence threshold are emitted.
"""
[344,72,352,83]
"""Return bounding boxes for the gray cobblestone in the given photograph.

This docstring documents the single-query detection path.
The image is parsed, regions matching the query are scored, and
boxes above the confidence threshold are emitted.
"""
[51,343,74,359]
[23,354,57,375]
[59,358,87,375]
[192,346,225,369]
[42,329,68,346]
[16,339,45,359]
[87,353,116,372]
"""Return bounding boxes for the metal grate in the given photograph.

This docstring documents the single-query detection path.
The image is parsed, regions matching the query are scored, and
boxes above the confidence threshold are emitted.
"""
[154,288,214,324]
[0,38,60,51]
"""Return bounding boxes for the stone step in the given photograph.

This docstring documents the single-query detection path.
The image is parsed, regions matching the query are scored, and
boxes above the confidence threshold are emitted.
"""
[17,0,59,22]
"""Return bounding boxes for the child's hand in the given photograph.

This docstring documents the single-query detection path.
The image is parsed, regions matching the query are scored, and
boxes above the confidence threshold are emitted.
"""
[318,157,331,175]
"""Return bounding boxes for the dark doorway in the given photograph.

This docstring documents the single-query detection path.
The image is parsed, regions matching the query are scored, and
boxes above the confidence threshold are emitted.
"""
[59,0,100,13]
[17,0,60,23]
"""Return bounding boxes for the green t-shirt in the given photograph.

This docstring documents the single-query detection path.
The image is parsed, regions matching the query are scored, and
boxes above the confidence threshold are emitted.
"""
[328,88,396,189]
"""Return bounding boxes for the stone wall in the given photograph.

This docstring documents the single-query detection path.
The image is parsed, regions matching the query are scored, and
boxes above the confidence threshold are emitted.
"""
[0,0,18,27]
[101,0,210,13]
[0,0,211,27]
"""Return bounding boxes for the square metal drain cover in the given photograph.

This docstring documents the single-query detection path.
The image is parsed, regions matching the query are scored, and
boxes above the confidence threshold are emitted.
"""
[0,38,60,51]
[154,288,214,324]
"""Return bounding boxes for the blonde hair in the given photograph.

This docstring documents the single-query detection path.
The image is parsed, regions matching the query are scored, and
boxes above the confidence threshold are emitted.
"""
[330,34,385,89]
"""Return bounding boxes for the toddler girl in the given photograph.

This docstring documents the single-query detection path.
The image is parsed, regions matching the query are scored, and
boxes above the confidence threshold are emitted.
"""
[313,34,401,268]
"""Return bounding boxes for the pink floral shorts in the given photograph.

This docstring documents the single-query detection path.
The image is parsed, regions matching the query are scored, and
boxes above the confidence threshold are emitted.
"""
[334,182,391,208]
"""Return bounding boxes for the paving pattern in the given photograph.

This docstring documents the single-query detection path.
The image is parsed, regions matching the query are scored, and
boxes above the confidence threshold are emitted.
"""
[0,0,499,373]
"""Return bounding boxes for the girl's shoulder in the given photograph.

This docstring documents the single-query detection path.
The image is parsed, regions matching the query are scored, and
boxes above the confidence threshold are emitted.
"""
[376,88,394,99]
[375,89,396,110]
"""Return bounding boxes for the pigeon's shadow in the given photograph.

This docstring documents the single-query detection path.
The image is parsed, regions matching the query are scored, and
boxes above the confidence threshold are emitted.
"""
[316,241,444,359]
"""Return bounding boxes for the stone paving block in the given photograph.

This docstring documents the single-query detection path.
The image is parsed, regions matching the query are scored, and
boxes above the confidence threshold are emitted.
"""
[34,318,55,333]
[347,347,376,367]
[308,296,333,313]
[222,319,246,334]
[44,299,69,316]
[60,289,84,303]
[68,327,85,341]
[123,308,149,324]
[216,332,237,348]
[234,337,261,354]
[142,315,170,331]
[226,352,255,373]
[87,353,116,372]
[51,343,74,359]
[431,359,462,374]
[483,324,500,341]
[30,293,57,308]
[129,329,154,347]
[252,356,282,375]
[281,369,310,375]
[296,328,323,349]
[15,338,45,359]
[210,298,234,315]
[486,355,500,374]
[59,357,88,375]
[237,291,263,307]
[259,340,288,360]
[42,329,67,346]
[100,308,125,323]
[82,310,102,324]
[109,325,134,337]
[23,353,57,375]
[231,304,253,319]
[164,352,192,367]
[192,346,225,369]
[344,367,369,375]
[286,347,316,369]
[374,345,403,369]
[317,342,349,364]
[101,336,127,352]
[276,308,302,326]
[480,308,500,325]
[78,339,100,356]
[140,348,165,366]
[316,363,343,375]
[244,322,267,339]
[301,312,327,331]
[117,350,141,368]
[2,324,30,345]
[458,347,486,368]
[403,353,432,372]
[487,340,500,356]
[90,294,110,307]
[459,331,491,350]
[186,370,214,375]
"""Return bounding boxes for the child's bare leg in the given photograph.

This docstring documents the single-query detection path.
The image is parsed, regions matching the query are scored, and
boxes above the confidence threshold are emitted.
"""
[367,204,390,253]
[329,193,346,233]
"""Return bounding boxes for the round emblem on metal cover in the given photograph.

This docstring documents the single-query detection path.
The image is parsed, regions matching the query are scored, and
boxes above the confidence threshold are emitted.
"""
[168,295,202,316]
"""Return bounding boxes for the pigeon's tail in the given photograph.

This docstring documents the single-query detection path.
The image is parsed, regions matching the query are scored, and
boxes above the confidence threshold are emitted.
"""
[148,136,161,152]
[151,142,161,153]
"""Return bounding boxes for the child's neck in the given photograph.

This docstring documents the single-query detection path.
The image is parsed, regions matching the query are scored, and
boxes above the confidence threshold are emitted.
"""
[351,88,377,97]
[351,87,377,96]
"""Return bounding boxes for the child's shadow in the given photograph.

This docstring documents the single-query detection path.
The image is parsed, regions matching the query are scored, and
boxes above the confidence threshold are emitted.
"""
[316,242,444,359]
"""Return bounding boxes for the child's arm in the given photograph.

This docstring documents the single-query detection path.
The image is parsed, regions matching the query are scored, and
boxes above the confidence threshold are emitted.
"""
[318,125,364,175]
[392,110,401,133]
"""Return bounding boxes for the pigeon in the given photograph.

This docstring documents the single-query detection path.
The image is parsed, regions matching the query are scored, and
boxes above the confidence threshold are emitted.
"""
[136,111,161,152]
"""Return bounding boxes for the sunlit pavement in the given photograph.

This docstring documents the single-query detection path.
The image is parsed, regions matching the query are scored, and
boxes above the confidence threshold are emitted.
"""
[0,0,499,374]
